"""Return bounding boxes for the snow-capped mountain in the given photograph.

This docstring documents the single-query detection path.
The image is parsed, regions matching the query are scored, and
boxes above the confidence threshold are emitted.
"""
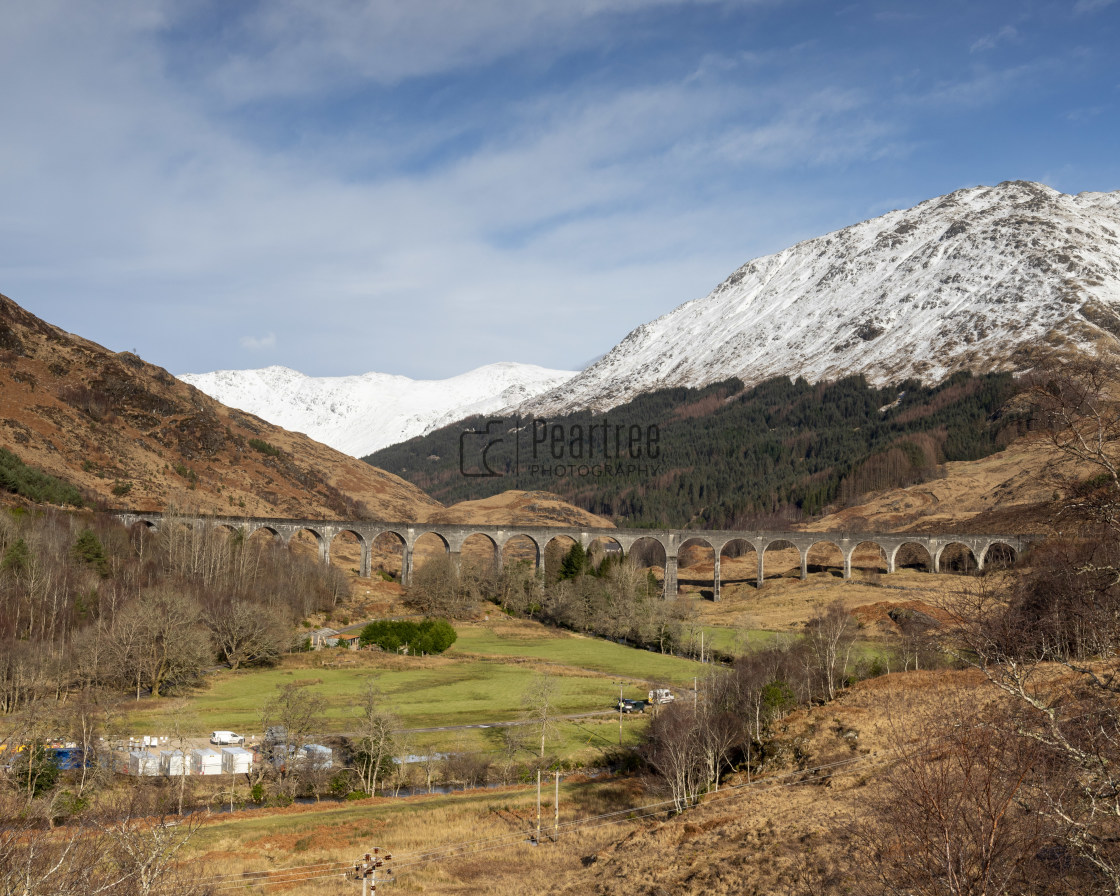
[526,181,1120,416]
[178,363,578,457]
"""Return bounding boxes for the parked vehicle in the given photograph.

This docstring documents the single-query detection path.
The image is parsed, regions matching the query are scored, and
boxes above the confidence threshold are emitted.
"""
[617,698,645,713]
[648,688,674,705]
[209,731,245,745]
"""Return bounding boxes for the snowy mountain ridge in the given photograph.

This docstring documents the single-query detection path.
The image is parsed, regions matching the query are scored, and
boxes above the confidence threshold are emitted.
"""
[183,181,1120,458]
[178,362,578,457]
[524,180,1120,415]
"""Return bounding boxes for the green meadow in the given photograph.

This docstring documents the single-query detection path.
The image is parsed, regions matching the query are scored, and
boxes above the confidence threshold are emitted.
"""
[121,621,706,756]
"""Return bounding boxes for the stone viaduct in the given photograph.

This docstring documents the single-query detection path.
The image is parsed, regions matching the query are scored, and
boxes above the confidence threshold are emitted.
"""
[114,512,1035,600]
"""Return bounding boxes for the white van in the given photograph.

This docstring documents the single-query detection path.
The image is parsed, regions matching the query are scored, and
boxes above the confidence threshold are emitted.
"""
[209,731,245,745]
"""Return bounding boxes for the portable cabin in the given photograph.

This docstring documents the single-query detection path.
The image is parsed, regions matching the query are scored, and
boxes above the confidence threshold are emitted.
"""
[297,744,333,770]
[189,748,223,776]
[160,750,187,777]
[221,746,253,774]
[128,750,160,776]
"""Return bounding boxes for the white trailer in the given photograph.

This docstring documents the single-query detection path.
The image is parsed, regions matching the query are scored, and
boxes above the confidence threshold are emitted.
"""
[221,746,253,774]
[128,750,160,776]
[160,750,187,777]
[189,748,223,776]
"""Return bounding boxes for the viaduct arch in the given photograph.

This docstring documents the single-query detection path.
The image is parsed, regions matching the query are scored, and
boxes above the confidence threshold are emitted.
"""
[114,512,1035,600]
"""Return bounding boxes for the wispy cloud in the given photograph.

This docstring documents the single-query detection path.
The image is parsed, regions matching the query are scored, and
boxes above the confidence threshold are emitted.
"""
[195,0,751,101]
[1074,0,1116,14]
[970,25,1019,53]
[240,332,277,351]
[0,1,1116,381]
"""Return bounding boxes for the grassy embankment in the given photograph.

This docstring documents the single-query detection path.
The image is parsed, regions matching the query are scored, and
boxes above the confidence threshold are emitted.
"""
[183,773,645,895]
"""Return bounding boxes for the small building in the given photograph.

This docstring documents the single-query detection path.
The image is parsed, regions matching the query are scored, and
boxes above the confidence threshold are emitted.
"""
[159,750,187,777]
[128,750,160,776]
[297,744,333,770]
[337,633,361,650]
[221,746,253,774]
[189,748,223,776]
[309,628,340,649]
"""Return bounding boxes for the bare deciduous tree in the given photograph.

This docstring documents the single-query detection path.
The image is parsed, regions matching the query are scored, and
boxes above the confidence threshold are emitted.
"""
[107,587,211,699]
[643,703,707,813]
[406,553,475,617]
[805,600,858,701]
[521,671,560,759]
[207,598,287,670]
[352,679,399,796]
[259,680,327,792]
[859,689,1056,896]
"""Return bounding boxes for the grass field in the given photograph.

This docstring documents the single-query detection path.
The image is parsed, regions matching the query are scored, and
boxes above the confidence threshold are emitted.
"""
[120,619,705,757]
[448,624,706,684]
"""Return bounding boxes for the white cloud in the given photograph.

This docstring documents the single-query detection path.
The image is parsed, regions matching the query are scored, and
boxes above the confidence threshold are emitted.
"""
[969,25,1019,53]
[240,332,278,351]
[199,0,755,101]
[0,2,909,377]
[1,0,1113,382]
[1074,0,1116,14]
[919,62,1044,109]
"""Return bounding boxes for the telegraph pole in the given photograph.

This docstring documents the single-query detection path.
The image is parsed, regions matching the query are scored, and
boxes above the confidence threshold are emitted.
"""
[352,848,393,896]
[535,770,542,844]
[618,682,624,746]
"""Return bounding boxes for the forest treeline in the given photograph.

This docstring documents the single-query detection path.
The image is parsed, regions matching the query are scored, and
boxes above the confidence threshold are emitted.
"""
[0,500,347,714]
[0,447,84,507]
[365,370,1026,527]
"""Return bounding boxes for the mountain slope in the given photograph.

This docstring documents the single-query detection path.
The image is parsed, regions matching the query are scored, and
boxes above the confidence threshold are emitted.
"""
[0,292,442,520]
[367,371,1027,528]
[178,362,578,457]
[527,180,1120,415]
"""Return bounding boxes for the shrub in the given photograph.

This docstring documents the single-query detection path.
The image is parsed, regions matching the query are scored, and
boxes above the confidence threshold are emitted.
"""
[248,438,282,457]
[73,528,110,577]
[359,618,458,654]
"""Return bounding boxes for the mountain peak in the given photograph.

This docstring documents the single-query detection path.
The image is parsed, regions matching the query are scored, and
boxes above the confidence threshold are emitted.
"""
[525,181,1120,416]
[179,362,578,458]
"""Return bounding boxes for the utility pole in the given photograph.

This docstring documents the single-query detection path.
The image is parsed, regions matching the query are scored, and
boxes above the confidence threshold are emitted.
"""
[353,848,393,896]
[554,770,559,841]
[535,770,542,844]
[618,682,624,746]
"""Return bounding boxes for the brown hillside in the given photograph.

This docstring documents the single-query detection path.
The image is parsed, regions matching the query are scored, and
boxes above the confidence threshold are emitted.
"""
[802,437,1061,534]
[424,489,615,528]
[0,292,442,520]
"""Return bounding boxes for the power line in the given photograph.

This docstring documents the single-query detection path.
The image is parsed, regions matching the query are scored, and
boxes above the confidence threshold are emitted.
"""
[201,753,874,890]
[200,691,1109,890]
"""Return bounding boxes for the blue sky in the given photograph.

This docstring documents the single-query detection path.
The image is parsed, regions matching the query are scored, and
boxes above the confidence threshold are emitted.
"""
[1,0,1117,379]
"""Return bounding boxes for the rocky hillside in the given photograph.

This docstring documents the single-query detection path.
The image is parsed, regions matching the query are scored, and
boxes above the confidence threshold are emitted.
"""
[528,180,1120,415]
[0,292,443,520]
